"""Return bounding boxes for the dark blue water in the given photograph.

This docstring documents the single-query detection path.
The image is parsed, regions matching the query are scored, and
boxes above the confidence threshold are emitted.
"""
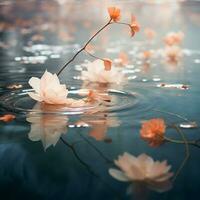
[0,1,200,200]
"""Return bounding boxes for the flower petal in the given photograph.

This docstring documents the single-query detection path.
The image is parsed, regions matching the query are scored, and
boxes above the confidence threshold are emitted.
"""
[109,169,129,182]
[29,77,41,93]
[28,92,42,102]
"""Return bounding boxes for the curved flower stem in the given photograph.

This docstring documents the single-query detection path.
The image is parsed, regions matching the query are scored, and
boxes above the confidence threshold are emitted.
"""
[60,137,122,199]
[84,49,104,61]
[77,132,113,164]
[57,19,112,76]
[152,109,190,122]
[164,136,196,146]
[115,22,131,28]
[172,125,190,181]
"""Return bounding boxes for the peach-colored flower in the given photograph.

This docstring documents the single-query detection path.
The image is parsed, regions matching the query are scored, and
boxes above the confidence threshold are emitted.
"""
[144,28,156,40]
[81,59,125,84]
[109,153,173,192]
[28,70,69,105]
[164,46,182,63]
[140,118,166,147]
[0,114,15,122]
[164,31,184,46]
[108,7,121,22]
[130,15,140,37]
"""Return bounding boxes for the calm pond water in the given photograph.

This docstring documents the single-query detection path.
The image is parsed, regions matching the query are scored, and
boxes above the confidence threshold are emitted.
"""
[0,1,200,200]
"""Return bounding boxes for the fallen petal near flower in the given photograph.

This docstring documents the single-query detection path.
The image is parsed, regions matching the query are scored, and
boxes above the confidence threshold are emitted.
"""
[0,114,16,122]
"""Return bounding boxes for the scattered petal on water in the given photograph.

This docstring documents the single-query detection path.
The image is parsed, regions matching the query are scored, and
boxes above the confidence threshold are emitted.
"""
[179,121,198,129]
[128,75,137,80]
[7,84,23,89]
[157,83,189,90]
[0,114,16,122]
[153,78,161,82]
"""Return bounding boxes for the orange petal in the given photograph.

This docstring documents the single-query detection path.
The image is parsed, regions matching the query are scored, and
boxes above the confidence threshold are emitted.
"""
[0,114,16,122]
[103,58,112,71]
[108,7,121,22]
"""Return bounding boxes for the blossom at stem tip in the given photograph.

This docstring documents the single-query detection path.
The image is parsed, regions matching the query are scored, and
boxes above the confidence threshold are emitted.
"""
[108,7,121,22]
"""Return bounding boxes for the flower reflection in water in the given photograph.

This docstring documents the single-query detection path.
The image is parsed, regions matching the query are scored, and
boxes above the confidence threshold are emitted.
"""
[27,103,68,150]
[77,87,120,142]
[77,114,120,142]
[109,153,173,193]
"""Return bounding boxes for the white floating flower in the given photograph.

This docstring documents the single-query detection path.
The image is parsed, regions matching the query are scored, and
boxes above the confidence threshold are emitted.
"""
[81,59,125,84]
[28,70,69,104]
[109,153,173,192]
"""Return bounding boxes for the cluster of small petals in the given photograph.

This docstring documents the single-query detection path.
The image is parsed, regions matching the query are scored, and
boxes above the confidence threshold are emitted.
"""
[108,7,121,22]
[140,118,166,147]
[0,114,16,122]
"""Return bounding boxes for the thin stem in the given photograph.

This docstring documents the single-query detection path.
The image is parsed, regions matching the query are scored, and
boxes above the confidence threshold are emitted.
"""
[84,49,103,61]
[164,136,196,145]
[152,109,190,122]
[77,132,113,164]
[60,137,122,199]
[57,19,112,76]
[115,22,131,28]
[172,125,190,181]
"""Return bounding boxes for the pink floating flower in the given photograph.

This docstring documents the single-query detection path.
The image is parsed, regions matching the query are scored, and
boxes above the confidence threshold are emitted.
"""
[81,59,125,84]
[109,153,173,192]
[28,70,69,105]
[164,31,184,46]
